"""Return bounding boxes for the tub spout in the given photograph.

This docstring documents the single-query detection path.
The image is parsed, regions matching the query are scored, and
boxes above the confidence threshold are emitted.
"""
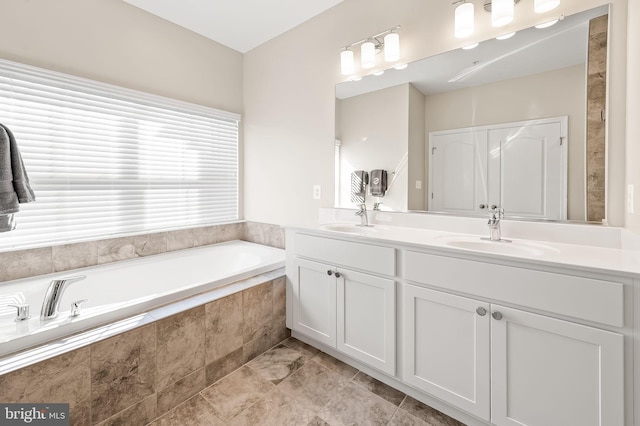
[40,275,86,320]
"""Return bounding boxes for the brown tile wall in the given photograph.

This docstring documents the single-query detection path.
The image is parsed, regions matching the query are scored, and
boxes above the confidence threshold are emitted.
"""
[0,221,285,282]
[586,15,608,222]
[0,277,288,426]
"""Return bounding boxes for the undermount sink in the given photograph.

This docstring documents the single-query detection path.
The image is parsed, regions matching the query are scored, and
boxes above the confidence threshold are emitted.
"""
[320,223,378,235]
[435,235,560,257]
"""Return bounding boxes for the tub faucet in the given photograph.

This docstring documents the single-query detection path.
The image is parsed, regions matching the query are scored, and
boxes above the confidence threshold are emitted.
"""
[40,275,86,320]
[355,203,369,227]
[487,208,504,241]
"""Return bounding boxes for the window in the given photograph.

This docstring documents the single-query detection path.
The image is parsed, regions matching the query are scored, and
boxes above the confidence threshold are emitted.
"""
[0,58,239,251]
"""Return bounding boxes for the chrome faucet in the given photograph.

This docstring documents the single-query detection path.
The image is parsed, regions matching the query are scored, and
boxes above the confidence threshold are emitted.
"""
[355,203,369,227]
[487,208,504,241]
[41,275,86,320]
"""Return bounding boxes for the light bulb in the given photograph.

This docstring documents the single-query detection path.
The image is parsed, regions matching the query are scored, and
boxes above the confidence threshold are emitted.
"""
[454,2,475,38]
[492,0,514,27]
[361,41,376,69]
[462,42,479,50]
[535,0,560,13]
[535,19,559,29]
[496,32,516,40]
[384,33,400,62]
[340,49,354,75]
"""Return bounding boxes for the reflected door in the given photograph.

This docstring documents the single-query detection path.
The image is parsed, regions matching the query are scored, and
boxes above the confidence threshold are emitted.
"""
[429,130,488,215]
[488,119,566,220]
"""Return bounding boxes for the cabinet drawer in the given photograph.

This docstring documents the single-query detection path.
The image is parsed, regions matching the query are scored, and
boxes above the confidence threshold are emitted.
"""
[295,233,395,276]
[404,251,624,327]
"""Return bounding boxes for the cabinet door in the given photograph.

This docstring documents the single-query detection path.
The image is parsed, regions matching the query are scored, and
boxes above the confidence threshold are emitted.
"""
[337,269,396,375]
[403,285,491,420]
[428,129,488,215]
[291,258,337,348]
[491,305,624,426]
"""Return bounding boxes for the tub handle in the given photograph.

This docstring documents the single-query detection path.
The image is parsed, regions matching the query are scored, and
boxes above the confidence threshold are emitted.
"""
[70,299,88,318]
[8,304,30,321]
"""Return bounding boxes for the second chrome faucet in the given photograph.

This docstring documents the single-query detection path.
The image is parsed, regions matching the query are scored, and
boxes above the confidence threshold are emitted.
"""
[40,275,87,320]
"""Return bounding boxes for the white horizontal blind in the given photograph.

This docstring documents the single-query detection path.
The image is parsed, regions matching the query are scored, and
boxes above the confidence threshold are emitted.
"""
[0,59,239,251]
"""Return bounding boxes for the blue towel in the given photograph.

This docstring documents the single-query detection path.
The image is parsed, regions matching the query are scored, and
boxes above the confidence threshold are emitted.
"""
[0,124,35,229]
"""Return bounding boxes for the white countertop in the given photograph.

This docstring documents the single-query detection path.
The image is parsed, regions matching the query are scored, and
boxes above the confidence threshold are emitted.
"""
[286,222,640,279]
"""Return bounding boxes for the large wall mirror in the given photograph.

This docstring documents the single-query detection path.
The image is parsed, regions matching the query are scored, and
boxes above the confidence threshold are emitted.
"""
[335,4,609,223]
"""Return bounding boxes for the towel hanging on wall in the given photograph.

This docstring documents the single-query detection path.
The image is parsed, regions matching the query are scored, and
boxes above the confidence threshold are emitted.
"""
[0,123,35,232]
[370,169,388,197]
[350,170,368,204]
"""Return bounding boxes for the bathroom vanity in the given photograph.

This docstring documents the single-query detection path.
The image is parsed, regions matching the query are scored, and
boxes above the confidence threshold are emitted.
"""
[285,215,637,426]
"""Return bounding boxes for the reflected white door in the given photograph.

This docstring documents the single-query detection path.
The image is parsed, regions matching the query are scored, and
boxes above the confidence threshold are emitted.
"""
[488,119,566,220]
[429,130,488,214]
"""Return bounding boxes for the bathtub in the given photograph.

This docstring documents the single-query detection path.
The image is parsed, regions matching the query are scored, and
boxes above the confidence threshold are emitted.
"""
[0,240,285,358]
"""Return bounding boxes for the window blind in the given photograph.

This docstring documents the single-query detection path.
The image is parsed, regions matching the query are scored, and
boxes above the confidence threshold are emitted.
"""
[0,58,239,251]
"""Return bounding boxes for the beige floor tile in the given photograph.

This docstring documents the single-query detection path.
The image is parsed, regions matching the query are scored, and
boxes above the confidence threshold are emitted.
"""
[399,396,466,426]
[228,388,318,426]
[352,372,406,406]
[278,359,349,412]
[313,351,358,380]
[282,337,321,359]
[247,344,305,384]
[149,394,224,426]
[200,366,275,421]
[319,381,398,426]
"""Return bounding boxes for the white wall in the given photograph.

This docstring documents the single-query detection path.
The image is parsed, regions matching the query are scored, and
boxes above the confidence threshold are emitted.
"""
[626,0,640,233]
[243,0,628,227]
[336,84,409,211]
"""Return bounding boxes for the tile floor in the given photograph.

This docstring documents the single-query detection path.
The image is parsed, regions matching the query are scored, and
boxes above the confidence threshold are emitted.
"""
[149,337,465,426]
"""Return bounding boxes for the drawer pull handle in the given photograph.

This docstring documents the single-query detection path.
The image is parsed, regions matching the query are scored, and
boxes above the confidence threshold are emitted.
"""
[492,311,503,320]
[335,272,342,278]
[476,307,487,316]
[327,270,333,276]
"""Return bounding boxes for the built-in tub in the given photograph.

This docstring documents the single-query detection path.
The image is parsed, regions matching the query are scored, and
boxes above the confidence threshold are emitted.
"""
[0,240,285,358]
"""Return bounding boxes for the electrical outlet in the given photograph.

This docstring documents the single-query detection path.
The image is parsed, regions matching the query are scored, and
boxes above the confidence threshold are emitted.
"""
[313,185,321,200]
[628,184,635,214]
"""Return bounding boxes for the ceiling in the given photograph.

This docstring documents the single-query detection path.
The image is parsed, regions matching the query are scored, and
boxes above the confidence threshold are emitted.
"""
[123,0,344,53]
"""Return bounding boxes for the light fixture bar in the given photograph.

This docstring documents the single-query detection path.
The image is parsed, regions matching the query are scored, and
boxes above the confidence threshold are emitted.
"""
[340,25,401,51]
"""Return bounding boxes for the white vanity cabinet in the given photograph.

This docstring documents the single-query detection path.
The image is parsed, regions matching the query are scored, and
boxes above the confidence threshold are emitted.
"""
[286,227,630,426]
[403,284,624,426]
[288,232,397,375]
[404,251,625,426]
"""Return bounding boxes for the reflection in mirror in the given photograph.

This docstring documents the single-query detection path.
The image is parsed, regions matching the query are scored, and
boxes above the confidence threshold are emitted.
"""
[335,5,609,223]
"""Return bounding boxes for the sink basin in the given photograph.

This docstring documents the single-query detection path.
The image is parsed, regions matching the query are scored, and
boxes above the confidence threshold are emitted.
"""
[320,223,378,235]
[435,235,559,257]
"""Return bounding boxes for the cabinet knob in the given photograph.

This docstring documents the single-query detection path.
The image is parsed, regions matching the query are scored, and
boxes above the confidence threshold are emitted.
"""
[334,272,342,278]
[327,270,333,276]
[476,307,487,316]
[479,204,486,209]
[492,311,503,321]
[490,204,498,210]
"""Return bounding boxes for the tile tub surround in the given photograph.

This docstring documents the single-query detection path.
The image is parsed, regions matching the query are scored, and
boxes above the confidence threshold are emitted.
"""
[0,276,288,426]
[0,221,285,282]
[151,338,464,426]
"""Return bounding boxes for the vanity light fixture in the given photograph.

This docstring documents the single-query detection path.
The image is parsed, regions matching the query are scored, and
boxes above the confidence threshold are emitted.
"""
[496,31,516,39]
[462,42,480,49]
[454,1,475,38]
[491,0,514,27]
[454,1,561,37]
[339,26,401,76]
